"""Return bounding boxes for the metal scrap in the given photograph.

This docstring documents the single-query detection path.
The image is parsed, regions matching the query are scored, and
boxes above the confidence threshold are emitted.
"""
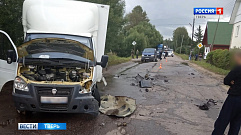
[99,95,136,117]
[135,74,153,88]
[196,99,217,110]
[140,80,152,88]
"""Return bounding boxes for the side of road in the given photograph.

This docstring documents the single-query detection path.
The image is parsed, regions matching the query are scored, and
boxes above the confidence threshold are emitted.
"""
[103,60,139,76]
[178,57,229,90]
[175,53,229,75]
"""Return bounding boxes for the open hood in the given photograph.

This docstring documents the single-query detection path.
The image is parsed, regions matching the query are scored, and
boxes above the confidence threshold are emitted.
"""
[17,38,94,61]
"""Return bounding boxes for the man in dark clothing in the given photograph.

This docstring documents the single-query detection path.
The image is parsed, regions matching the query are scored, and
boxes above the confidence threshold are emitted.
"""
[131,49,134,59]
[195,54,198,61]
[164,51,168,59]
[136,49,139,59]
[159,51,162,60]
[212,52,241,135]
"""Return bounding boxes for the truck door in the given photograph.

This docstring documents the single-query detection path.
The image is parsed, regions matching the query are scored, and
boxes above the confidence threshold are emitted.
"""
[0,30,18,91]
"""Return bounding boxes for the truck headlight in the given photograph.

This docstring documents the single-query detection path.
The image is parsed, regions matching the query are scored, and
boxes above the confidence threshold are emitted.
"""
[14,77,29,91]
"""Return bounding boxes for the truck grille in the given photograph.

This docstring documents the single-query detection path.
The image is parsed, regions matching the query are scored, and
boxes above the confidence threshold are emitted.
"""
[36,87,73,96]
[35,86,73,110]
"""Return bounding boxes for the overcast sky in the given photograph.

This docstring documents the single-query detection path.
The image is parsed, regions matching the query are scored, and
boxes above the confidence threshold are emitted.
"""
[125,0,236,39]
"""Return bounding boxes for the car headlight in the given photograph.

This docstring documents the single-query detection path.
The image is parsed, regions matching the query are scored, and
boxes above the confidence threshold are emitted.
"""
[142,55,144,56]
[14,77,29,91]
[151,55,154,56]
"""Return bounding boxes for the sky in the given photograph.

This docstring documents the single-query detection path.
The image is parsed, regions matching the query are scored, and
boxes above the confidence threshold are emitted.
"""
[125,0,236,40]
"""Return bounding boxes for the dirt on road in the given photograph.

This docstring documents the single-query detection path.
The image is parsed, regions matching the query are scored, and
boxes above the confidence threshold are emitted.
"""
[0,56,231,135]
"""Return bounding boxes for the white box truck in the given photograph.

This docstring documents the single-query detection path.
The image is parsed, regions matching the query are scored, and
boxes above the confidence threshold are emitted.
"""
[0,0,109,116]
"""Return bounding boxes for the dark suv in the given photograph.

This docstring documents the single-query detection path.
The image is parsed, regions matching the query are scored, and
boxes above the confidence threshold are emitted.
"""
[141,48,157,62]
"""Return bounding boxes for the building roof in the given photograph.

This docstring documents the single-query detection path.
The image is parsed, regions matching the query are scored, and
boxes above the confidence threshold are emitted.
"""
[230,0,241,24]
[206,22,233,45]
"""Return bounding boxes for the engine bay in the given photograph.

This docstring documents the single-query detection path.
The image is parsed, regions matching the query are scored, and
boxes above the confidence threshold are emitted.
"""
[20,65,92,82]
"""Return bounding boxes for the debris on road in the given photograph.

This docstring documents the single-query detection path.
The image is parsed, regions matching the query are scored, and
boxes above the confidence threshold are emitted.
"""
[114,75,120,78]
[117,122,127,127]
[100,123,105,126]
[99,95,136,117]
[145,88,149,92]
[130,83,136,86]
[164,80,168,82]
[135,74,144,82]
[140,80,152,88]
[135,74,153,88]
[196,99,217,110]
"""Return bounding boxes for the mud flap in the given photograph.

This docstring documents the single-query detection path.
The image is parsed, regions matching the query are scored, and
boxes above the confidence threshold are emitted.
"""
[99,95,136,117]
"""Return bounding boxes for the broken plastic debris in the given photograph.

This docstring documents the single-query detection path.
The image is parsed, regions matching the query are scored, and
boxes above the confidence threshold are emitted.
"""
[99,95,136,117]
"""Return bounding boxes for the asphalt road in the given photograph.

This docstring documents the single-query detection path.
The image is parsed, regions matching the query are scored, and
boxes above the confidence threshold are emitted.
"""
[0,56,234,135]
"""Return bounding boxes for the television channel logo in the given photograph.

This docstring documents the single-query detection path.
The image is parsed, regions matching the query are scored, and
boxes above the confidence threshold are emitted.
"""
[194,8,223,15]
[18,123,66,130]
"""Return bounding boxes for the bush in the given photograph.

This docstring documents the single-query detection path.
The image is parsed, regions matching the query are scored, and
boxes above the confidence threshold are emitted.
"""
[206,49,232,70]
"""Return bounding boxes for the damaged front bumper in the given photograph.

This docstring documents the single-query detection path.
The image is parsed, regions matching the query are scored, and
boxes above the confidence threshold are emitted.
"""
[12,83,99,115]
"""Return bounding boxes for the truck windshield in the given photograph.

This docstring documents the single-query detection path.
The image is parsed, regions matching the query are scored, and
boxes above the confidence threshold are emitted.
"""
[25,33,92,48]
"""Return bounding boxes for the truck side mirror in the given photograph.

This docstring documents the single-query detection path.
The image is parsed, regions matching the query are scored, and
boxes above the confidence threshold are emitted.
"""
[7,50,17,64]
[97,55,108,68]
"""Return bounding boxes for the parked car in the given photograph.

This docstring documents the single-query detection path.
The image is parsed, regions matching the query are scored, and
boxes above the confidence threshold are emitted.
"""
[162,50,174,57]
[168,50,174,57]
[141,48,157,62]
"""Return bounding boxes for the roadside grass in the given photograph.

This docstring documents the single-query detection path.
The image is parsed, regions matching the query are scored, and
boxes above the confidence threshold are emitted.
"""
[192,60,229,75]
[176,53,229,75]
[108,54,131,66]
[175,53,189,60]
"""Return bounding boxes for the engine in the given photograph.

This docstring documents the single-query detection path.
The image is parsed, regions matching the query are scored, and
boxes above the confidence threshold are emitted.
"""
[21,65,91,82]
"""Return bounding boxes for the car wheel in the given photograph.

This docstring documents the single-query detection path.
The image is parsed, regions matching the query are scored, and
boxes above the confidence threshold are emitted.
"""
[92,85,101,107]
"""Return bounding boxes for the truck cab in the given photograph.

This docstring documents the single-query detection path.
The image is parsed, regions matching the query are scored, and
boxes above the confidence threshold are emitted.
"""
[0,0,109,116]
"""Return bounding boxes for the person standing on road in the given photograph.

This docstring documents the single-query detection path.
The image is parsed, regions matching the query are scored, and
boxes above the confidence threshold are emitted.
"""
[131,49,134,59]
[164,51,168,59]
[159,50,162,60]
[212,52,241,135]
[136,49,139,59]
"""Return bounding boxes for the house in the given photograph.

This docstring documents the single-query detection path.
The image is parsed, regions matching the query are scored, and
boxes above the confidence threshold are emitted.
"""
[202,22,233,59]
[202,22,233,50]
[230,0,241,49]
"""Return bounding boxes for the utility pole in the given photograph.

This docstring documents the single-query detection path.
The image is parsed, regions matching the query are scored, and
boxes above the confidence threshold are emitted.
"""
[191,16,195,47]
[175,40,177,51]
[211,15,220,51]
[180,35,184,54]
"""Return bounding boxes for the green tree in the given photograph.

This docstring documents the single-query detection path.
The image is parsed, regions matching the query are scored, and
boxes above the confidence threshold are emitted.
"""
[124,5,150,30]
[194,25,203,44]
[173,27,190,49]
[121,22,163,57]
[0,0,25,45]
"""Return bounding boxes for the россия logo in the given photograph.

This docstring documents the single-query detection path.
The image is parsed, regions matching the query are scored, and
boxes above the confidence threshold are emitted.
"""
[194,8,223,15]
